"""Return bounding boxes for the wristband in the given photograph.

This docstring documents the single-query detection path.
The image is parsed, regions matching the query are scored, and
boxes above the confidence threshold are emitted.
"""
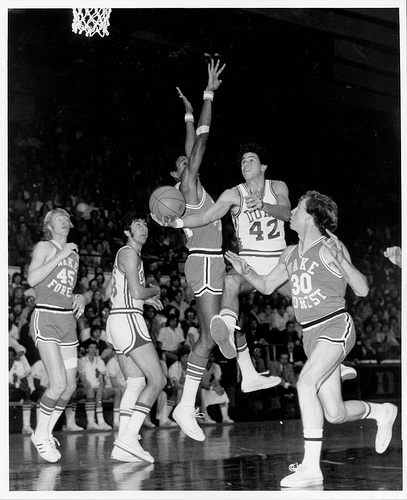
[196,125,210,135]
[203,91,214,101]
[174,218,184,229]
[184,113,194,123]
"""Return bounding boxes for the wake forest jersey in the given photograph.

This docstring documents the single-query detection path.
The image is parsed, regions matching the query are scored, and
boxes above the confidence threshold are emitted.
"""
[284,236,347,324]
[110,246,145,309]
[233,180,286,259]
[34,240,79,309]
[175,184,222,252]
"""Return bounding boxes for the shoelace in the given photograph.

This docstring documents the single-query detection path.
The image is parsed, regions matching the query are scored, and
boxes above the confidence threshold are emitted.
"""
[49,435,60,450]
[194,408,205,419]
[288,462,301,473]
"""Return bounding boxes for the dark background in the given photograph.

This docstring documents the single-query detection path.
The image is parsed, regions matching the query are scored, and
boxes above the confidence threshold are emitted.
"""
[8,7,401,247]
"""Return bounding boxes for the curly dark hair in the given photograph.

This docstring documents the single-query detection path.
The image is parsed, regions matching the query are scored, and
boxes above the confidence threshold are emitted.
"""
[120,212,147,233]
[301,190,338,236]
[237,142,270,166]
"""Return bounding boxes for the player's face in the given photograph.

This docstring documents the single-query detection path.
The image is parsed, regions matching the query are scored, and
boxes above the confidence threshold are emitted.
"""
[49,215,72,236]
[129,219,148,244]
[241,153,266,180]
[289,198,309,232]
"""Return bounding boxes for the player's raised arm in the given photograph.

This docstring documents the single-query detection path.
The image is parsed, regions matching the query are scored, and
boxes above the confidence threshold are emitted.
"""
[321,229,369,297]
[225,250,289,295]
[177,86,195,158]
[184,58,225,187]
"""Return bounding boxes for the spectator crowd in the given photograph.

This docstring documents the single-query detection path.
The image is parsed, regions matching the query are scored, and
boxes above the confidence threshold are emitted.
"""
[8,116,401,432]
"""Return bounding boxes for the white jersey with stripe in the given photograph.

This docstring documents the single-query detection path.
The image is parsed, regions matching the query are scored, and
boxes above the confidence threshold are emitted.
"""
[232,180,286,260]
[110,245,145,310]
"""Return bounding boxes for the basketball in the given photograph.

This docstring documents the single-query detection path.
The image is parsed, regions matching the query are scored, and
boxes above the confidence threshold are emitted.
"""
[149,186,186,221]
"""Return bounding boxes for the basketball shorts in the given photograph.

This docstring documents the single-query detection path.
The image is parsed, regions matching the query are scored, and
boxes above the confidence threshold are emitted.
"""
[31,306,79,348]
[301,311,356,357]
[106,308,152,356]
[244,254,281,276]
[185,252,225,297]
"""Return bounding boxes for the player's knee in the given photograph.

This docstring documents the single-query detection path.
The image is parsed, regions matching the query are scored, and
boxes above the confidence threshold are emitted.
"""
[297,373,318,397]
[324,405,346,424]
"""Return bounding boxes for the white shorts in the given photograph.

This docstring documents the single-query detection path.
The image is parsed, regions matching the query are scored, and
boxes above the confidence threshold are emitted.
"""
[106,308,152,356]
[244,255,281,276]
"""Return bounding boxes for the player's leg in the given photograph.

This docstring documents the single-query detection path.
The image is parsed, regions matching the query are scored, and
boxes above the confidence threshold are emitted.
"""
[210,270,243,355]
[32,341,67,462]
[173,292,219,440]
[112,354,145,462]
[114,343,166,463]
[281,340,343,487]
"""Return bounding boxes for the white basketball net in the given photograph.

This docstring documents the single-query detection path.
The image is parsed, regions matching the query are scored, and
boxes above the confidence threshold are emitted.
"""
[72,8,112,38]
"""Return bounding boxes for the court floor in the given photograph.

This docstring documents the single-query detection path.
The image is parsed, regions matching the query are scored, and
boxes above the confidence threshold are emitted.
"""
[7,414,403,499]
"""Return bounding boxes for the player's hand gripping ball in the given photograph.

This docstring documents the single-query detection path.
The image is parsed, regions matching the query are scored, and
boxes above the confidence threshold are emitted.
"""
[149,186,186,226]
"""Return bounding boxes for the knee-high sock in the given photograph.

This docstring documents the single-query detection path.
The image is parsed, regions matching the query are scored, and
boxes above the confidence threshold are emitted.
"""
[178,351,207,407]
[35,394,58,438]
[302,429,323,471]
[236,338,258,380]
[119,377,146,436]
[49,398,69,434]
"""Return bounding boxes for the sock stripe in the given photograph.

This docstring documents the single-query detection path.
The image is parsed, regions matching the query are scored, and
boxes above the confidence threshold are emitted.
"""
[304,437,323,442]
[134,403,150,415]
[120,409,133,418]
[237,343,248,353]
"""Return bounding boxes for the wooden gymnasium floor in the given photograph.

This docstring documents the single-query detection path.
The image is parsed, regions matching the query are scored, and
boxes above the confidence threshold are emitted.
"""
[7,411,403,498]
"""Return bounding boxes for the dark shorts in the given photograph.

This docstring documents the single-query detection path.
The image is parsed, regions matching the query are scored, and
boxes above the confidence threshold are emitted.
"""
[185,253,225,297]
[30,307,78,348]
[302,311,356,357]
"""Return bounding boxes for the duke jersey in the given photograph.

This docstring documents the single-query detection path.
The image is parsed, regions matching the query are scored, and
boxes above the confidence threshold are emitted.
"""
[284,236,347,324]
[34,240,79,309]
[233,180,286,261]
[176,184,222,252]
[110,246,145,309]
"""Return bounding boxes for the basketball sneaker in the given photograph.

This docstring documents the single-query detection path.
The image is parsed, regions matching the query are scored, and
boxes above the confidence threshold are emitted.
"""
[49,435,61,459]
[375,403,398,454]
[241,374,281,393]
[31,433,60,463]
[280,463,323,488]
[210,315,237,359]
[111,445,142,463]
[173,405,205,441]
[340,364,357,381]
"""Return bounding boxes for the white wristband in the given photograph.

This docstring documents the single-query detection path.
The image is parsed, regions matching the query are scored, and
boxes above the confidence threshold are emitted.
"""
[203,91,214,101]
[174,218,184,229]
[196,125,210,135]
[184,113,194,123]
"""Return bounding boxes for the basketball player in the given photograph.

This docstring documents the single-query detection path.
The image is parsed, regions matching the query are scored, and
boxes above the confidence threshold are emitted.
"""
[167,142,288,393]
[224,190,398,488]
[28,208,86,462]
[106,213,166,463]
[152,59,280,441]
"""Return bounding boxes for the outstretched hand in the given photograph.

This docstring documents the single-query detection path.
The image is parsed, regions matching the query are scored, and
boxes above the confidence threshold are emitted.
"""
[206,58,226,92]
[176,87,193,113]
[321,229,346,265]
[384,246,402,267]
[224,250,251,276]
[150,213,164,227]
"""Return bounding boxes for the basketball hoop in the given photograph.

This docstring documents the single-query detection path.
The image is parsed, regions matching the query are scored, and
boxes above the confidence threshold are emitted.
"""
[72,8,112,38]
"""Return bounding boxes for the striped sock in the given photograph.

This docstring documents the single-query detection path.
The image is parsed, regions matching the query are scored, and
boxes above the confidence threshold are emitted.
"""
[179,352,207,407]
[36,394,58,438]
